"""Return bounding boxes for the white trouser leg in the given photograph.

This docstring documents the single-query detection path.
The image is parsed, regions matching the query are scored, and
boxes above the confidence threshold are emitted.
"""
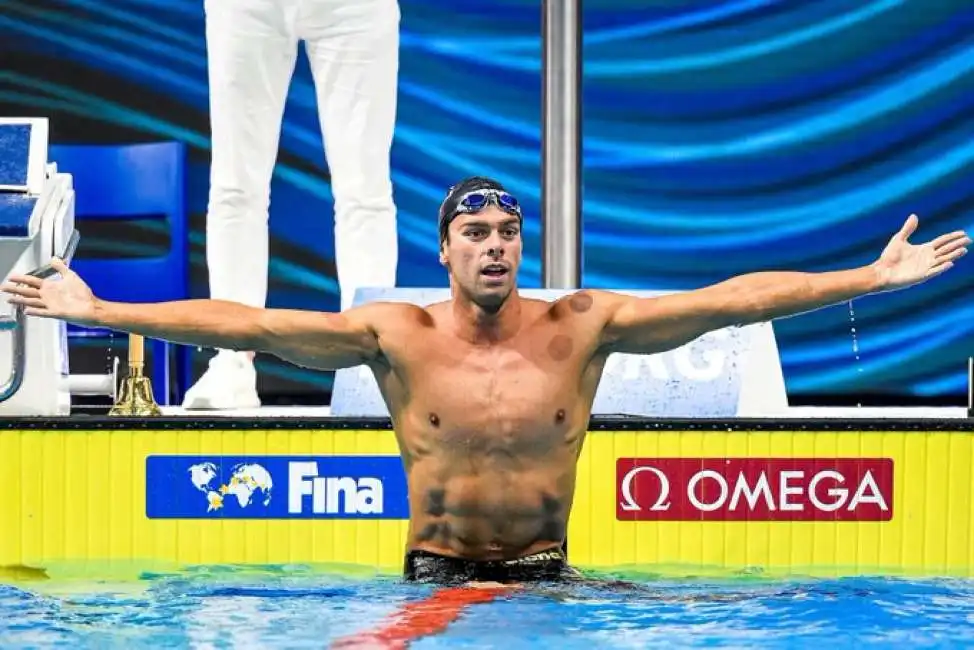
[185,0,298,409]
[204,0,299,308]
[301,0,400,310]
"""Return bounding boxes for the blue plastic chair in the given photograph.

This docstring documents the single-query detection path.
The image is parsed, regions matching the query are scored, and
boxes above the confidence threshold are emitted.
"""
[48,142,192,405]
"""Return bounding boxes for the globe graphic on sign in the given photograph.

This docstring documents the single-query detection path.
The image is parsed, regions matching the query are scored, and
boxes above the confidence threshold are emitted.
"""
[188,462,273,512]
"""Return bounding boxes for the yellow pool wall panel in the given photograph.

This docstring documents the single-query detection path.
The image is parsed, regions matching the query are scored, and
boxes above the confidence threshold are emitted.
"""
[0,425,971,579]
[0,427,410,577]
[570,428,974,578]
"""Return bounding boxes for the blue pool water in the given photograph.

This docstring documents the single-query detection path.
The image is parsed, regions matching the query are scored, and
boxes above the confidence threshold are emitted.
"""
[1,568,973,648]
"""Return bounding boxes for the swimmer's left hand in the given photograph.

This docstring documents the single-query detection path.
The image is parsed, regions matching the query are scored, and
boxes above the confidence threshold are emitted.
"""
[872,214,970,291]
[1,258,99,325]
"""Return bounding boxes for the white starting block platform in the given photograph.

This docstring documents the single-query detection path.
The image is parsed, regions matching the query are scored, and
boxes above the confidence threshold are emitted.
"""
[0,118,117,416]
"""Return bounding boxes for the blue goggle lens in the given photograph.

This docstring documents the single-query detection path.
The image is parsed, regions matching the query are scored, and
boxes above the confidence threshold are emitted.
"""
[462,193,488,208]
[459,190,520,214]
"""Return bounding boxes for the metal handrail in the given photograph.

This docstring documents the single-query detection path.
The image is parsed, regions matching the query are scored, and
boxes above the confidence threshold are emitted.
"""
[0,306,26,403]
[0,229,81,404]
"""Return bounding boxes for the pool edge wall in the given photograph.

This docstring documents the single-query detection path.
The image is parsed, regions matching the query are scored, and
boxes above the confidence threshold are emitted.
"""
[0,416,971,580]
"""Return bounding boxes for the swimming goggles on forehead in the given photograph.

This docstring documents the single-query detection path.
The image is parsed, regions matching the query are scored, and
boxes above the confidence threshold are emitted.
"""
[453,189,522,218]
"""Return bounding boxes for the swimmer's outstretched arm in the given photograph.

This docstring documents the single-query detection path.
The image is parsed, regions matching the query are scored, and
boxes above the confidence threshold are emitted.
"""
[0,259,389,370]
[599,214,969,355]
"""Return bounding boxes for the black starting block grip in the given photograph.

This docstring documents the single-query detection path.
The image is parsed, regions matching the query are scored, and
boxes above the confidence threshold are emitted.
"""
[25,228,80,279]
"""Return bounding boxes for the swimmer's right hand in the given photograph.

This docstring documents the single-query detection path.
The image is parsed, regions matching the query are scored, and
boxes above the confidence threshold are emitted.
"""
[1,258,99,325]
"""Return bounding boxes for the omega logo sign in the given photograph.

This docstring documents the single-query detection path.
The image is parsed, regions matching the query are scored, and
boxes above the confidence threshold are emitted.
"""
[616,458,894,522]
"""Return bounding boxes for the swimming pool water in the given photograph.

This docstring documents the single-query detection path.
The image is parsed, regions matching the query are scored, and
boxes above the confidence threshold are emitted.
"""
[1,568,972,648]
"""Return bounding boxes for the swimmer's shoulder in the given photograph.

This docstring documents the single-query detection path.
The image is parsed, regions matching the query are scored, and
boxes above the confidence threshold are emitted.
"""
[347,300,440,336]
[547,289,629,322]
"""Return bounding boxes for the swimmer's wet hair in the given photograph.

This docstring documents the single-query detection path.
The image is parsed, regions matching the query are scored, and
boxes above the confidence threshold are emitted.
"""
[438,176,508,245]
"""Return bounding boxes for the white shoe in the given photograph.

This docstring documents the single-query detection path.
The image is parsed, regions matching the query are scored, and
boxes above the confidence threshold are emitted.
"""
[181,350,261,410]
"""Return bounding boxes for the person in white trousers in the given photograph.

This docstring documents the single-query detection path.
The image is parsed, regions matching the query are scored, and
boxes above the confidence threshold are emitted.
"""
[182,0,401,410]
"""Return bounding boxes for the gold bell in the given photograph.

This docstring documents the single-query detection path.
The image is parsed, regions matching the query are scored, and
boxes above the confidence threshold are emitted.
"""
[109,333,162,416]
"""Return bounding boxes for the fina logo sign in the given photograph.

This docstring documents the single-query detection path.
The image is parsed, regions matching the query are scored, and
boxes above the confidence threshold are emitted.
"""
[145,455,409,520]
[288,461,384,515]
[616,458,894,521]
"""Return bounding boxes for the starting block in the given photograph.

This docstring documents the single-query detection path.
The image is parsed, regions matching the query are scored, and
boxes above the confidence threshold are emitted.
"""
[0,118,117,416]
[331,288,789,418]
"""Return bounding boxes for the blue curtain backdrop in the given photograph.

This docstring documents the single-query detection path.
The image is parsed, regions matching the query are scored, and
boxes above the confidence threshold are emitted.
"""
[1,0,971,403]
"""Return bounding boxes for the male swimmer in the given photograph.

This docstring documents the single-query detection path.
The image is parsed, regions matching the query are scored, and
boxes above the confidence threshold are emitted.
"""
[188,0,401,409]
[3,177,969,585]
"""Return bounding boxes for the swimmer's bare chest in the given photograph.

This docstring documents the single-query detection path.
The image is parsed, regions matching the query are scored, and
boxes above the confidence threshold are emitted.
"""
[408,342,582,462]
[370,301,608,558]
[386,313,602,464]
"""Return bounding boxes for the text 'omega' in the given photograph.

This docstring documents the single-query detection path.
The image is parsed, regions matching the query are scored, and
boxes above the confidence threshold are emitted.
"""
[616,458,894,521]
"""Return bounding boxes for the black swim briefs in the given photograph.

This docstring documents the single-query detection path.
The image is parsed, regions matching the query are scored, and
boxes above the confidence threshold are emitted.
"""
[403,548,582,585]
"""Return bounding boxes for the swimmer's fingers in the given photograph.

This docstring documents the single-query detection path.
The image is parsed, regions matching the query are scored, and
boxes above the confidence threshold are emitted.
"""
[4,294,55,318]
[928,242,969,278]
[933,234,970,260]
[3,274,43,289]
[938,247,968,264]
[4,291,53,318]
[7,296,48,310]
[1,283,53,316]
[4,289,47,308]
[1,282,42,299]
[931,230,970,250]
[22,307,54,318]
